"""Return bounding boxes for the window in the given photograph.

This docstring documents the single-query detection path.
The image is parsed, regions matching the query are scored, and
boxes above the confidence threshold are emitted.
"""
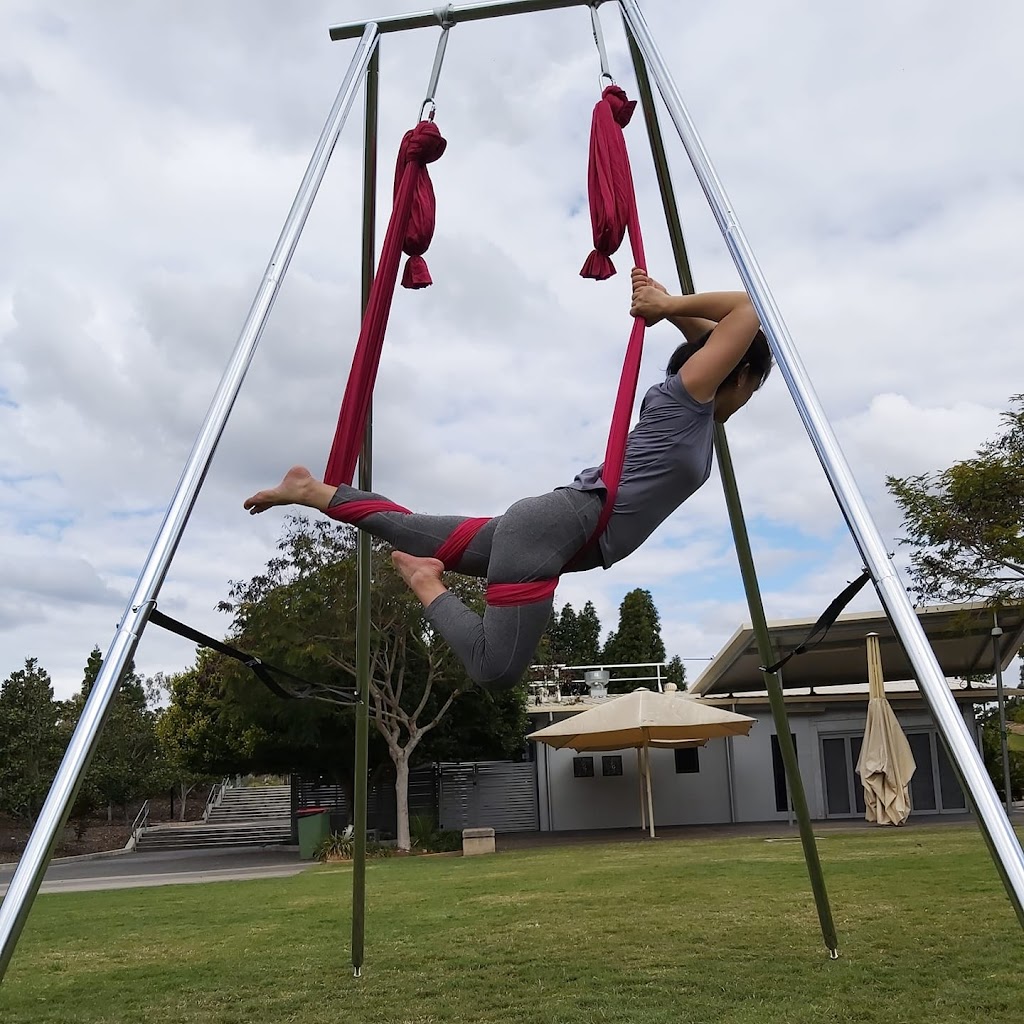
[602,755,623,777]
[674,747,700,774]
[771,734,798,812]
[573,756,595,778]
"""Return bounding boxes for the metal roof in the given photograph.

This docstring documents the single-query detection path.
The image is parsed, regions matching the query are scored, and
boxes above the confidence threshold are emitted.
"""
[689,601,1024,697]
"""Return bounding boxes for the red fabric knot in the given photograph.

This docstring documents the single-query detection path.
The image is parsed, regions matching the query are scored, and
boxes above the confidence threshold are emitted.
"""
[602,84,637,128]
[395,121,447,290]
[580,85,639,282]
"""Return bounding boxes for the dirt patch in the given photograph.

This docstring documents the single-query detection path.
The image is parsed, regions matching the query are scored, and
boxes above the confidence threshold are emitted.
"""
[0,793,209,864]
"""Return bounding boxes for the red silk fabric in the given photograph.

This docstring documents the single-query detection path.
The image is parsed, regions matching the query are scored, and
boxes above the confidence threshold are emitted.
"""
[324,121,446,488]
[396,122,446,289]
[575,86,647,556]
[433,517,492,570]
[324,499,412,524]
[323,88,646,608]
[580,85,639,281]
[486,579,559,607]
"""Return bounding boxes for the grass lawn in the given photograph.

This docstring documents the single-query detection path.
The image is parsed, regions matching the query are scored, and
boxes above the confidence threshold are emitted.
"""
[1,825,1022,1023]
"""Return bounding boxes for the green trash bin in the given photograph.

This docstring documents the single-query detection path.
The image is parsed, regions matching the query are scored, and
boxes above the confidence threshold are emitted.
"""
[297,807,331,860]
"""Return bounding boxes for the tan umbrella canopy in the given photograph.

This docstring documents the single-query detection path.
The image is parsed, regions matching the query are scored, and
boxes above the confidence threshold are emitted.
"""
[856,633,917,825]
[528,684,756,751]
[528,684,755,837]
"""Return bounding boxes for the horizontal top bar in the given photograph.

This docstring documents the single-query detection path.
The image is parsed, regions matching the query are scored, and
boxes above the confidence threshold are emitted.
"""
[330,0,601,40]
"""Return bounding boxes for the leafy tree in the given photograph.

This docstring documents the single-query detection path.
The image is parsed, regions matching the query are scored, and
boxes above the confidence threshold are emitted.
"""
[549,604,578,664]
[0,658,62,822]
[575,601,603,665]
[979,697,1024,801]
[544,600,603,666]
[886,396,1024,605]
[63,648,164,822]
[422,685,529,763]
[156,660,244,819]
[220,515,523,850]
[664,654,687,690]
[603,588,667,670]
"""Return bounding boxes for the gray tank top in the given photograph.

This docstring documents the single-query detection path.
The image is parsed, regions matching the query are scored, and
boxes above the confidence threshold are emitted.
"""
[564,372,715,568]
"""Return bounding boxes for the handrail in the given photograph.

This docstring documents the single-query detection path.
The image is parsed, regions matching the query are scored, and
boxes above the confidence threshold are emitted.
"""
[126,800,150,849]
[202,776,231,822]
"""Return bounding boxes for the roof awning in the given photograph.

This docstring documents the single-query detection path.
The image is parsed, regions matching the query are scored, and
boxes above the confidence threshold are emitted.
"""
[690,601,1024,697]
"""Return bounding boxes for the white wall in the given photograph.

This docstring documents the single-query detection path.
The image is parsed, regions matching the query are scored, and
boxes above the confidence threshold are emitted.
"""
[534,701,982,830]
[537,737,732,831]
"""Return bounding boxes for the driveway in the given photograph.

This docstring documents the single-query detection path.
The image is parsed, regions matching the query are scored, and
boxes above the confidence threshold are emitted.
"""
[0,846,312,896]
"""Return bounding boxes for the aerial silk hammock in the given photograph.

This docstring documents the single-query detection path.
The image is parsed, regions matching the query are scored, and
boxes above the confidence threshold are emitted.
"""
[323,85,647,607]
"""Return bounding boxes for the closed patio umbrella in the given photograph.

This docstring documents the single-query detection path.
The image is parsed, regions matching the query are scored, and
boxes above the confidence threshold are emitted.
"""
[856,633,916,825]
[528,684,755,837]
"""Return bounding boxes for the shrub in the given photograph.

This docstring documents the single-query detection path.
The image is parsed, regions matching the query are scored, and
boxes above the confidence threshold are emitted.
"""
[315,832,393,862]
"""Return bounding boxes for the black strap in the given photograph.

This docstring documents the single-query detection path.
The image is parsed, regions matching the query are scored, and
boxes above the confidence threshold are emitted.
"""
[149,608,358,707]
[761,569,872,675]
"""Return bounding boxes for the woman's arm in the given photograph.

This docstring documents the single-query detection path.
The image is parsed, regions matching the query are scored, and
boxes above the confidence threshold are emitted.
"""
[627,269,716,342]
[630,272,761,403]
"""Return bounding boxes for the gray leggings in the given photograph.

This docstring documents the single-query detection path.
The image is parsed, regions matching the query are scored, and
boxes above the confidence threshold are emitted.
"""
[329,484,604,691]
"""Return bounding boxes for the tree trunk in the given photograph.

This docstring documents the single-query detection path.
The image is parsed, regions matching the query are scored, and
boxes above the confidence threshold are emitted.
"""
[394,754,411,850]
[106,801,113,824]
[179,782,196,821]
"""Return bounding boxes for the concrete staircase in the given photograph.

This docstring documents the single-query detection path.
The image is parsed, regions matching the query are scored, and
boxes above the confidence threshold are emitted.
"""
[135,785,293,852]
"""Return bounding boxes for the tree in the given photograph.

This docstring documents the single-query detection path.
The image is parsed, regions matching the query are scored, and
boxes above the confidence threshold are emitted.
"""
[0,658,62,822]
[886,396,1024,606]
[603,589,667,672]
[220,515,523,850]
[549,604,578,664]
[664,654,687,690]
[63,648,164,822]
[576,601,603,665]
[156,660,244,819]
[544,601,603,666]
[979,697,1024,801]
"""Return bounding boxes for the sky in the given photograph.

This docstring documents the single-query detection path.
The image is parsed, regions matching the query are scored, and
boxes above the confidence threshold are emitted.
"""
[2,0,1023,700]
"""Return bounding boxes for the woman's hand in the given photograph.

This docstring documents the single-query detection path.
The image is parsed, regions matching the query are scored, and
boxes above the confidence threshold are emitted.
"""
[630,267,668,294]
[630,283,670,324]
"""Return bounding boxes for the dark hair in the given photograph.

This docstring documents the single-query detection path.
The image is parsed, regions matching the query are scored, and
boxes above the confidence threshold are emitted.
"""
[666,329,773,391]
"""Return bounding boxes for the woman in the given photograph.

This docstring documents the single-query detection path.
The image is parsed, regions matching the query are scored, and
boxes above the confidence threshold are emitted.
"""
[244,269,771,691]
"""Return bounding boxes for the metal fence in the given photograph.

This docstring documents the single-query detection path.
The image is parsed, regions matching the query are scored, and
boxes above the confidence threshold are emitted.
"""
[293,760,538,838]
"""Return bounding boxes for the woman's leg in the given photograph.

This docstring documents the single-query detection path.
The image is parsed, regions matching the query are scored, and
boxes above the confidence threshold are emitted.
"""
[246,469,604,690]
[413,488,602,691]
[243,466,497,577]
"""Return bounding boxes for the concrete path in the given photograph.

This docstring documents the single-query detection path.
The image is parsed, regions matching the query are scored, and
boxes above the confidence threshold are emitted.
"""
[0,846,311,897]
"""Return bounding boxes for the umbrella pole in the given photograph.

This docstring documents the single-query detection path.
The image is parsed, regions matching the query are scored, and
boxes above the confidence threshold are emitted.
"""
[637,748,647,831]
[625,22,838,955]
[644,747,656,839]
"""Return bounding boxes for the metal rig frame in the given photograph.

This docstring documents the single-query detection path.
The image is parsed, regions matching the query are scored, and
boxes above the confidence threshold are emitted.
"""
[3,0,1023,984]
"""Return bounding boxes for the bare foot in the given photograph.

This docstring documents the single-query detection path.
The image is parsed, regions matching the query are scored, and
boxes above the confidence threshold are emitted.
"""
[391,551,447,608]
[243,466,334,515]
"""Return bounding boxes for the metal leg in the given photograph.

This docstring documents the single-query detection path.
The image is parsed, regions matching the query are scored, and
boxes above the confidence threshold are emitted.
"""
[624,20,838,954]
[0,24,381,983]
[351,43,380,980]
[619,0,1024,927]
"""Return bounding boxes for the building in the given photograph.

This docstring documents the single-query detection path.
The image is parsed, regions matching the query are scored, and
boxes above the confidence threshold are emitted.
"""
[527,602,1024,832]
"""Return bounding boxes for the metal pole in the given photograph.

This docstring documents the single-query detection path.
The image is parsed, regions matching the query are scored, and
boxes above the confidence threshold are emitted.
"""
[619,0,1024,927]
[624,18,838,955]
[0,24,380,982]
[351,43,380,981]
[993,618,1013,816]
[643,746,656,838]
[330,0,598,40]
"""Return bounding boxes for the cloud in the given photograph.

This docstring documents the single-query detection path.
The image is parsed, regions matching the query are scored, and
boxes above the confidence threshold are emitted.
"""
[2,0,1023,697]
